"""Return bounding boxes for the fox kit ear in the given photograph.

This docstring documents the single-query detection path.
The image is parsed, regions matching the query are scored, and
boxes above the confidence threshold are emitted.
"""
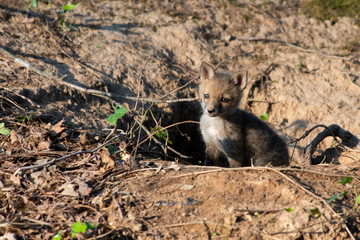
[232,72,247,90]
[200,62,215,81]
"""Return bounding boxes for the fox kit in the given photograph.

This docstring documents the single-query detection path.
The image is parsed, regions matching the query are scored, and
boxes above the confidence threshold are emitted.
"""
[199,62,289,167]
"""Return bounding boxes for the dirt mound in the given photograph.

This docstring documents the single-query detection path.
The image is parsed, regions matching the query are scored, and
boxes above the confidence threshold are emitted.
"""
[1,0,360,239]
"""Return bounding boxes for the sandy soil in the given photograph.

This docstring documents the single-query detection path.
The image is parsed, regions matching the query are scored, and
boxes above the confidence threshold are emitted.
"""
[1,0,360,239]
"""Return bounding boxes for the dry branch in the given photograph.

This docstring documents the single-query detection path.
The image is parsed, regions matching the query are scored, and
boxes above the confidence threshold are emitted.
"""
[0,46,197,104]
[168,166,356,240]
[133,118,194,159]
[237,37,354,61]
[14,133,126,173]
[291,124,359,165]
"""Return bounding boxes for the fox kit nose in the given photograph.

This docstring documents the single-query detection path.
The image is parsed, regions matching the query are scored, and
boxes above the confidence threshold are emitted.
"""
[207,108,215,114]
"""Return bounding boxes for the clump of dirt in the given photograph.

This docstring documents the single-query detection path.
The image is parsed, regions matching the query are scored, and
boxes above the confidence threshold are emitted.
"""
[1,0,360,239]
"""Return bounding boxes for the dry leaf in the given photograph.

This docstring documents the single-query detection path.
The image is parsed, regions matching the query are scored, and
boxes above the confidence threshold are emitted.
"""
[0,232,17,240]
[37,141,51,151]
[10,173,21,186]
[100,149,116,169]
[10,131,22,144]
[30,171,50,186]
[79,133,89,145]
[51,119,65,134]
[74,177,92,196]
[59,182,79,197]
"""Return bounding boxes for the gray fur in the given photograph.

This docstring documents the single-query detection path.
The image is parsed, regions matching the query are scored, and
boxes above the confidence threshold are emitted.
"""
[199,62,289,167]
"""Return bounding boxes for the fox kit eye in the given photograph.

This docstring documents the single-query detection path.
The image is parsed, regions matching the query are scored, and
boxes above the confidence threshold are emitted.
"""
[204,94,209,99]
[221,97,229,102]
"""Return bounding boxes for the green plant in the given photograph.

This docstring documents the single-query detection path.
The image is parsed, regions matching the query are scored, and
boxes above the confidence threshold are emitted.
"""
[150,126,172,145]
[29,0,37,8]
[107,104,127,125]
[0,123,10,136]
[52,231,62,240]
[328,177,360,211]
[260,112,269,121]
[284,207,294,213]
[106,145,118,154]
[71,221,98,238]
[16,113,35,122]
[57,2,80,32]
[309,207,321,218]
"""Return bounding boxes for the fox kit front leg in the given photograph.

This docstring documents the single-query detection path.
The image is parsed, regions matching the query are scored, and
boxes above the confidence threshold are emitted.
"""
[205,142,228,167]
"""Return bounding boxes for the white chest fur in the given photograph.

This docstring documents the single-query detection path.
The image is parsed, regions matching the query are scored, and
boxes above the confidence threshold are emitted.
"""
[200,114,226,142]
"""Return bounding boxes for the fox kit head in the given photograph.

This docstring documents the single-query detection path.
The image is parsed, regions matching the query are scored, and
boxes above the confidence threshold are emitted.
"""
[199,62,246,117]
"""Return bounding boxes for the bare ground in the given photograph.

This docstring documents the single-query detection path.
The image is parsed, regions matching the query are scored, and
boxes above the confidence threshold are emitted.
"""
[1,0,360,239]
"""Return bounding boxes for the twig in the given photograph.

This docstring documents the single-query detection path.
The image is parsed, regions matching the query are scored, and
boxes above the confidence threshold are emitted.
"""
[156,221,204,228]
[247,98,280,104]
[340,70,360,88]
[133,118,193,159]
[271,169,356,240]
[168,166,356,240]
[0,46,197,104]
[214,51,254,71]
[134,59,151,111]
[112,192,124,219]
[245,212,266,240]
[304,124,359,164]
[93,229,115,239]
[289,124,335,144]
[0,95,26,112]
[131,102,145,169]
[1,87,38,106]
[236,208,282,213]
[202,220,211,240]
[21,216,52,226]
[290,124,359,164]
[14,133,125,173]
[237,37,353,61]
[158,76,198,100]
[174,166,360,180]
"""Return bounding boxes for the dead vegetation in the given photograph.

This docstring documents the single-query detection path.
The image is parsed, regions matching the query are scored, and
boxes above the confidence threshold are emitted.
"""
[1,0,360,239]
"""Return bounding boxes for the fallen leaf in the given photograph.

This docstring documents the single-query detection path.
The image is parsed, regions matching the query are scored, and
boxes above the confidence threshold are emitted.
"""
[51,119,65,134]
[10,173,21,186]
[10,131,22,144]
[100,149,116,169]
[31,170,50,186]
[59,182,79,197]
[74,178,92,196]
[37,141,51,151]
[0,232,17,240]
[79,133,89,146]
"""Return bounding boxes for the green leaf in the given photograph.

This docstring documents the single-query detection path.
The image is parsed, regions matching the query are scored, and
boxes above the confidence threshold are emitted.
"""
[327,191,347,204]
[260,112,269,121]
[52,231,62,240]
[309,208,321,218]
[106,145,118,154]
[284,207,294,212]
[62,2,79,12]
[30,0,37,8]
[356,195,360,205]
[338,177,353,184]
[150,126,172,145]
[107,105,127,125]
[85,222,98,229]
[71,222,87,237]
[0,123,10,136]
